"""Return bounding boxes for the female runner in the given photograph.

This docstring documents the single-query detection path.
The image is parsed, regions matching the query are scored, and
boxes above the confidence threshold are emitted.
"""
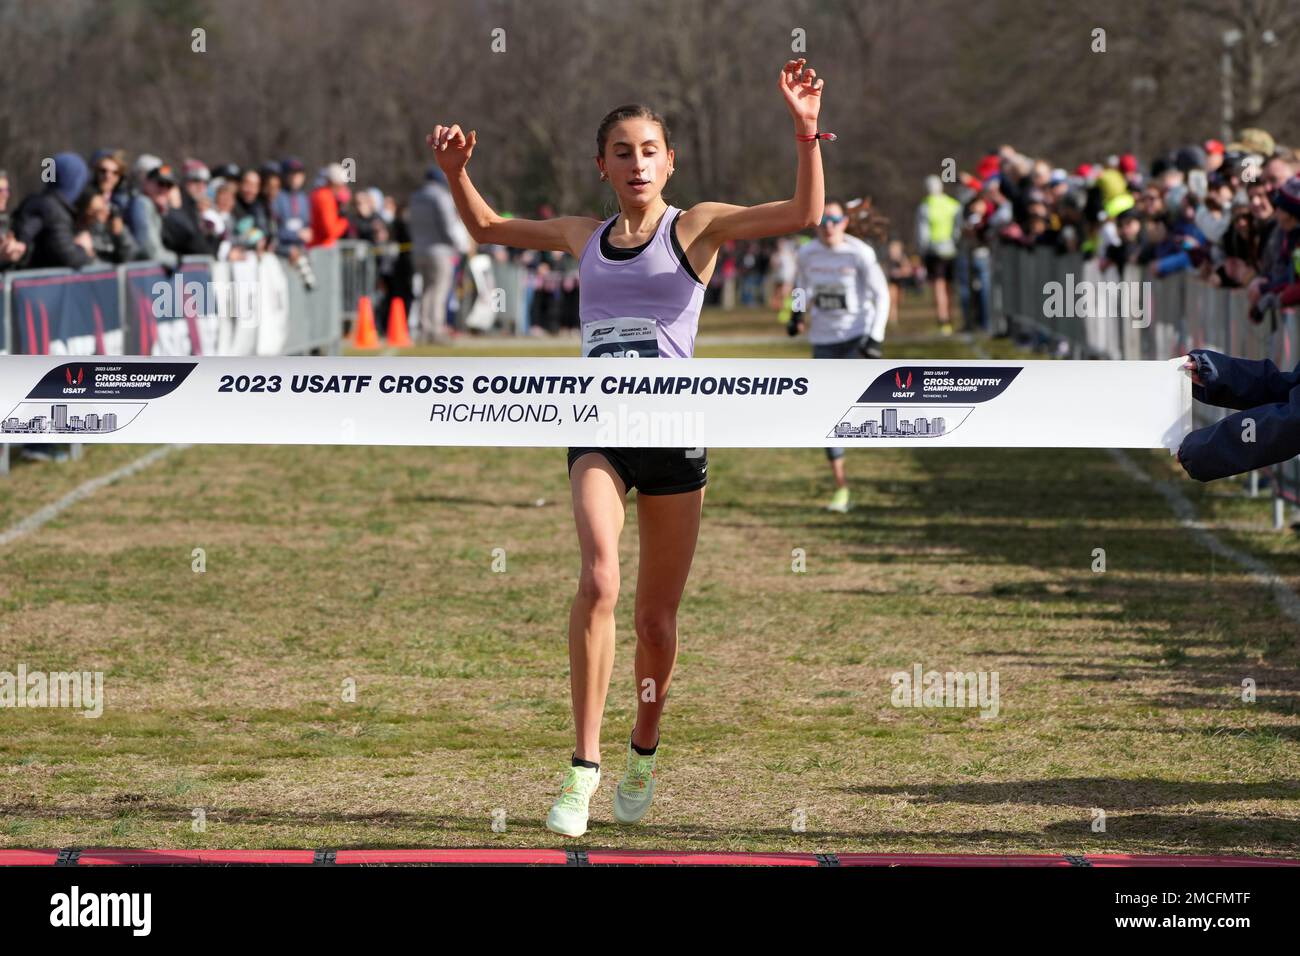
[429,57,828,837]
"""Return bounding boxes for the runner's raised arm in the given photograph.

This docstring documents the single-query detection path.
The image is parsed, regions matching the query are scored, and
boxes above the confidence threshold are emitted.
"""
[684,58,827,243]
[427,123,599,256]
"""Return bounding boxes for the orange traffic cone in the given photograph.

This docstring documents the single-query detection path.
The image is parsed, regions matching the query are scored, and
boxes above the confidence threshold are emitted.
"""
[352,295,380,349]
[386,297,412,347]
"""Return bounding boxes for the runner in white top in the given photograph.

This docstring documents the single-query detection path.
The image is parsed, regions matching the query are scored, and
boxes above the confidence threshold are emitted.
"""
[790,199,890,512]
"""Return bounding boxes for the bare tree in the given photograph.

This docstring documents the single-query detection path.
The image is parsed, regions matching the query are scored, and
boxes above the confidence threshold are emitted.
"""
[0,0,1295,242]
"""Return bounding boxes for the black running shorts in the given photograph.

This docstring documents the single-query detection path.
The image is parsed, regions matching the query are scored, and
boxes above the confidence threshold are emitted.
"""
[566,447,708,496]
[924,252,955,282]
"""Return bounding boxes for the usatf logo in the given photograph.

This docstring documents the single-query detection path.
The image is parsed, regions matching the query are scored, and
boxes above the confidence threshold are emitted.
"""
[62,366,87,394]
[893,370,914,398]
[592,326,614,336]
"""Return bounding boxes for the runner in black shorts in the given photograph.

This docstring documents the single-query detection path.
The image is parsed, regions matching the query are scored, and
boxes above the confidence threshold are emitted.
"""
[429,54,828,838]
[923,252,955,283]
[566,447,707,496]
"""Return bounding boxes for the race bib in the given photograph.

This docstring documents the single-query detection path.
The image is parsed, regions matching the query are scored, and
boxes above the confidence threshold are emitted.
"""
[582,316,660,358]
[813,284,849,312]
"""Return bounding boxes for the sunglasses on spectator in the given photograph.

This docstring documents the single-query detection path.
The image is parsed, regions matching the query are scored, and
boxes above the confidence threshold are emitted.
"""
[820,214,845,225]
[97,166,121,177]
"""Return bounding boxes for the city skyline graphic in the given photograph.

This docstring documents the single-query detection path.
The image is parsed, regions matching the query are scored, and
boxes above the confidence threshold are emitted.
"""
[2,402,141,435]
[829,406,973,439]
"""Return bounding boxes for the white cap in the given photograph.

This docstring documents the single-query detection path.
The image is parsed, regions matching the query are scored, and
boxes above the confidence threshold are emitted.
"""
[133,153,163,180]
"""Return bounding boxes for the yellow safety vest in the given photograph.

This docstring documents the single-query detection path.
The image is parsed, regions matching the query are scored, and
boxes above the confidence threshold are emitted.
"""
[925,193,961,245]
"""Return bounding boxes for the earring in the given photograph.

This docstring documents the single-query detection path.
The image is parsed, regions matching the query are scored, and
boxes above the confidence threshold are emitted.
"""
[600,172,607,181]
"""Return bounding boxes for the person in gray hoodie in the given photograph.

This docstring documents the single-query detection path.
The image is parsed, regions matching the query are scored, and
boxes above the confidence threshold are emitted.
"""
[408,164,471,343]
[128,163,180,268]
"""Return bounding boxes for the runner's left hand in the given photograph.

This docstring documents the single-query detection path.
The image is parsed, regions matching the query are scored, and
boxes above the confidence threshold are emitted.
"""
[779,58,823,125]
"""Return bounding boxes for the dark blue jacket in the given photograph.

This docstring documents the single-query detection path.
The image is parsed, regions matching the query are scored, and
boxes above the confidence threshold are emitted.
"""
[11,152,93,270]
[1178,348,1300,481]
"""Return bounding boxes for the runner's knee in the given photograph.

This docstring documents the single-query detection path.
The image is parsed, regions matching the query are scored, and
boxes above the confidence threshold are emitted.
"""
[576,561,620,610]
[634,609,677,650]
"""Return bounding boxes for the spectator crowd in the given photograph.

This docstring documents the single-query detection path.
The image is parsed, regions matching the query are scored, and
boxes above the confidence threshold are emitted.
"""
[925,127,1300,334]
[0,146,818,345]
[0,149,460,340]
[10,130,1293,350]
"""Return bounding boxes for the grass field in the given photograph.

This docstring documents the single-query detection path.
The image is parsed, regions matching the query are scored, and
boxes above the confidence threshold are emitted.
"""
[1,296,1299,856]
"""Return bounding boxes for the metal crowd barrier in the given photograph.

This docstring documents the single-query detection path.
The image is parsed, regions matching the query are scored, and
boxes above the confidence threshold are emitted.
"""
[287,245,345,355]
[1,246,345,475]
[336,240,375,330]
[337,240,530,335]
[340,240,538,338]
[491,258,530,335]
[992,242,1300,527]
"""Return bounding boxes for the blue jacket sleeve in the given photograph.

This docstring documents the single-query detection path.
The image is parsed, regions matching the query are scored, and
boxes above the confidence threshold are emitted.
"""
[1188,348,1300,410]
[1154,250,1191,277]
[1178,383,1300,482]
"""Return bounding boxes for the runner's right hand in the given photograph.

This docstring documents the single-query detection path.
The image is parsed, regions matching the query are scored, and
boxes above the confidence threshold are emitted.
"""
[427,123,477,175]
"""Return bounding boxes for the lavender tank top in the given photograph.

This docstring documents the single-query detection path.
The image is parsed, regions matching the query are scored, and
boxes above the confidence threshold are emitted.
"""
[577,205,706,359]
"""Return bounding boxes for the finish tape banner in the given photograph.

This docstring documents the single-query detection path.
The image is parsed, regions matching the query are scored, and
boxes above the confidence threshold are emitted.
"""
[0,356,1192,450]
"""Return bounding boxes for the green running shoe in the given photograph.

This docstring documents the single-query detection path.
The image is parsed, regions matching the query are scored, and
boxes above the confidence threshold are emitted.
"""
[545,764,600,837]
[826,486,851,513]
[613,738,658,824]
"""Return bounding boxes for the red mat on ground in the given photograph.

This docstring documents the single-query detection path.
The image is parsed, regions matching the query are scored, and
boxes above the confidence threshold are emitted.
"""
[335,849,567,866]
[0,850,62,866]
[837,853,1075,867]
[78,849,316,866]
[1,848,1296,866]
[587,850,821,866]
[1084,854,1300,868]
